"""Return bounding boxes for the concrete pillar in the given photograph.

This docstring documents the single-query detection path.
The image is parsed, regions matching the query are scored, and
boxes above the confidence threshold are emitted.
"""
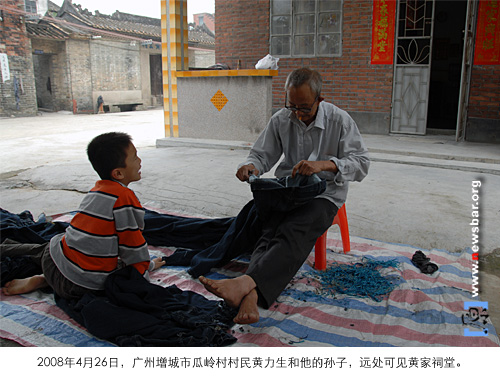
[161,0,188,137]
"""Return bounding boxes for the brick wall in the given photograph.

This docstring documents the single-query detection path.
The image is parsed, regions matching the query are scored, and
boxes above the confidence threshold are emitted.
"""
[215,0,269,70]
[67,39,93,113]
[215,0,393,116]
[0,0,37,116]
[90,40,141,92]
[468,65,500,120]
[90,40,146,112]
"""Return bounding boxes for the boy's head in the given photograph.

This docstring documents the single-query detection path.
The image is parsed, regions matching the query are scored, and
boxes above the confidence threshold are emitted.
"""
[87,132,142,185]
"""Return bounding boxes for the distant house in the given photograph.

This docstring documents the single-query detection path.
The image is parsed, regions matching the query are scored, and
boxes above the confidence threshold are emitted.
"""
[193,13,215,34]
[0,0,215,116]
[188,22,216,69]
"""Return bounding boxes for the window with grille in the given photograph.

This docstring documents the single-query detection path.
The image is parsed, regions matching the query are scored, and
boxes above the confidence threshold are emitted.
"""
[395,0,433,65]
[270,0,343,57]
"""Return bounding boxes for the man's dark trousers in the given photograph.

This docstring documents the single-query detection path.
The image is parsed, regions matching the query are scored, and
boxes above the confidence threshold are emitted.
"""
[246,198,338,308]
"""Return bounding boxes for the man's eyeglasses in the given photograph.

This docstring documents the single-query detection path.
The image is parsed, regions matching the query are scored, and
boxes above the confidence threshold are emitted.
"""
[285,94,318,114]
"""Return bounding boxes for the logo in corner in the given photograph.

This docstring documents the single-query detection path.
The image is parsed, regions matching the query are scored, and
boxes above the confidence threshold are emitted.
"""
[463,301,489,336]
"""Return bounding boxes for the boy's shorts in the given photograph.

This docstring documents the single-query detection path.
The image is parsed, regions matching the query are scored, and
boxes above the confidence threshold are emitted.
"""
[42,245,94,300]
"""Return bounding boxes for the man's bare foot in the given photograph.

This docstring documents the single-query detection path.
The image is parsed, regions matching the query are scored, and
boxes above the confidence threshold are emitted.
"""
[234,289,259,324]
[199,275,256,309]
[1,275,48,296]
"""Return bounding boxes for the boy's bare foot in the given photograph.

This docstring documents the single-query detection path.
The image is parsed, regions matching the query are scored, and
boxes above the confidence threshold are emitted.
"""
[199,275,256,309]
[234,289,259,324]
[1,275,48,296]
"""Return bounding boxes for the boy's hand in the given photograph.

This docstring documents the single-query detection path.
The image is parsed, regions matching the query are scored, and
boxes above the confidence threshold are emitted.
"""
[152,257,165,271]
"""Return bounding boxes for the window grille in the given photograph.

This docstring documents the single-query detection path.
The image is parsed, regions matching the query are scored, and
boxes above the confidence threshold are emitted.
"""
[270,0,343,57]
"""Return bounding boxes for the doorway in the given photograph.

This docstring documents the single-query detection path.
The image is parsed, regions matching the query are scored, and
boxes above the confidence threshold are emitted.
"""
[426,0,468,133]
[33,54,54,111]
[149,54,163,106]
[390,0,472,137]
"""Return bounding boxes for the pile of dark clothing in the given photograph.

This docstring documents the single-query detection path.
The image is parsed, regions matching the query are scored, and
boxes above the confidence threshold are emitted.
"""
[1,209,70,286]
[56,266,237,346]
[1,207,243,346]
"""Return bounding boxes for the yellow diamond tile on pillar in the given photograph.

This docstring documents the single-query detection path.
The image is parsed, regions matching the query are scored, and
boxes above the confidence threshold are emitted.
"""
[211,90,228,111]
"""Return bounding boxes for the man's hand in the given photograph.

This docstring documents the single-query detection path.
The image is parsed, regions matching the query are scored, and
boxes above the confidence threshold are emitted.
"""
[292,160,338,177]
[236,164,259,182]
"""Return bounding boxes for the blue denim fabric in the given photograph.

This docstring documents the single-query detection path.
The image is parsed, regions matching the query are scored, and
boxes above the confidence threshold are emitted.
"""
[56,266,237,347]
[163,200,262,278]
[0,207,233,250]
[250,174,326,218]
[0,208,69,243]
[143,210,234,249]
[1,207,242,280]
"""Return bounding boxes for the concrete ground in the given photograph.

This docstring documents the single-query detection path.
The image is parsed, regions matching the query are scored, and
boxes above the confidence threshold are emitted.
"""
[1,108,499,345]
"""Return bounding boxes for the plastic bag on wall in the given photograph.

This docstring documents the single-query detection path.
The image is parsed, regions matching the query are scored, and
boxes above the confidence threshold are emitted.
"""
[255,54,279,70]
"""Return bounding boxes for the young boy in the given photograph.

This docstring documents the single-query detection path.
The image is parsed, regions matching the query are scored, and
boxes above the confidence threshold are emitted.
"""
[1,132,164,299]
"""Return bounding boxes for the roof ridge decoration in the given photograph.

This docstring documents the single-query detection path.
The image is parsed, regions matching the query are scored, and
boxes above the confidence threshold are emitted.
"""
[27,0,214,46]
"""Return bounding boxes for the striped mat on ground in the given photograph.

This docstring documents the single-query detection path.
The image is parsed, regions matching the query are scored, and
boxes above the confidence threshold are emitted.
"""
[1,210,498,347]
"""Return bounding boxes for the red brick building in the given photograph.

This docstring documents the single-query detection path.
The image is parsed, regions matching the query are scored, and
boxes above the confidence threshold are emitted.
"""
[0,0,37,116]
[215,0,500,143]
[193,12,215,34]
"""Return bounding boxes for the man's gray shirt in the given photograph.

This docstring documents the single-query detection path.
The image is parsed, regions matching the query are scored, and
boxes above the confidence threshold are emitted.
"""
[240,101,370,208]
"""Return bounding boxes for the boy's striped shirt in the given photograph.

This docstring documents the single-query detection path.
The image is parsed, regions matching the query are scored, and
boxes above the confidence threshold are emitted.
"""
[50,180,152,290]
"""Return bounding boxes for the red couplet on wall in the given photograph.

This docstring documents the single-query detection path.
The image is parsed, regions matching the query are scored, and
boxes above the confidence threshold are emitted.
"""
[474,0,500,65]
[371,0,396,65]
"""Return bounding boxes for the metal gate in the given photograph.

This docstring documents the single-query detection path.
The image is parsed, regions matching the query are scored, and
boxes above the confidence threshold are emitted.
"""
[391,0,435,134]
[456,0,478,141]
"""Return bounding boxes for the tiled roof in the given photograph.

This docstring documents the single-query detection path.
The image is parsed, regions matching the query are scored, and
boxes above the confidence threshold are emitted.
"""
[47,1,61,13]
[26,20,69,40]
[27,1,214,47]
[83,12,161,41]
[188,24,215,46]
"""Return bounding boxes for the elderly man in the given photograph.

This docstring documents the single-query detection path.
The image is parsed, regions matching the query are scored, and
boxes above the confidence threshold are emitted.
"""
[200,68,370,324]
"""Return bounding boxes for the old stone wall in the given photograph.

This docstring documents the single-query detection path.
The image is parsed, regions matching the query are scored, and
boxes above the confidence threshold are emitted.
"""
[66,39,93,113]
[90,40,145,112]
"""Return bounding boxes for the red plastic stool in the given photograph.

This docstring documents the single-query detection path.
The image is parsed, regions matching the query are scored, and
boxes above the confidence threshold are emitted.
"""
[314,204,350,270]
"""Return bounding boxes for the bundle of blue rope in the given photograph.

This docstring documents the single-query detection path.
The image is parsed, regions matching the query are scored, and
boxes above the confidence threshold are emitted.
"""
[307,258,400,302]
